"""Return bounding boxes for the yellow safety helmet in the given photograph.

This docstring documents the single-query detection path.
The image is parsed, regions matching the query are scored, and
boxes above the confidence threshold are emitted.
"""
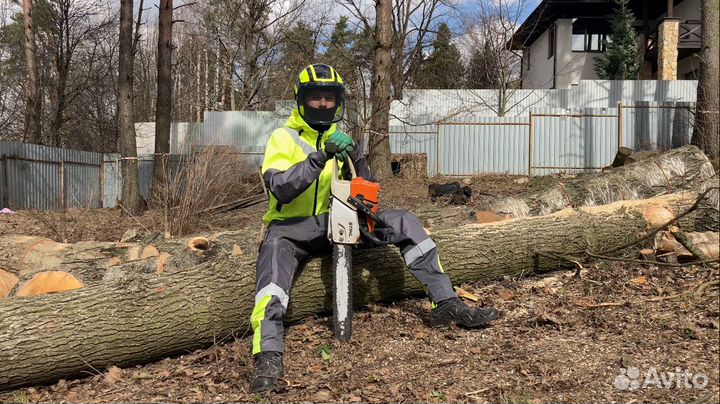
[294,63,345,125]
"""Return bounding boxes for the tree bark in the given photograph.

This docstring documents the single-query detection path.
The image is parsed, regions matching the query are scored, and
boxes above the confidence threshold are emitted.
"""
[691,0,720,162]
[118,0,143,215]
[0,192,705,390]
[489,145,716,218]
[368,0,393,180]
[152,0,173,193]
[22,0,42,145]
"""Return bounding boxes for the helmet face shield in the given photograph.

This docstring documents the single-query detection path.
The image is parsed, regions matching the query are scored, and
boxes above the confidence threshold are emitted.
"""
[295,64,345,125]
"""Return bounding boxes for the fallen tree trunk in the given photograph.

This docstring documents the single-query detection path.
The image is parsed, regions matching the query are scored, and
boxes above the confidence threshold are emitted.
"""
[489,145,716,218]
[0,192,707,390]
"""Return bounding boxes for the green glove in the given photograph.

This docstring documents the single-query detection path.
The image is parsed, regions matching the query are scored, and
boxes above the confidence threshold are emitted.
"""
[324,131,354,161]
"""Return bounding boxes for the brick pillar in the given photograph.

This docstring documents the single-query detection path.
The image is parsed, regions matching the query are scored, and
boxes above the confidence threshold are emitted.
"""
[636,32,653,79]
[657,18,680,80]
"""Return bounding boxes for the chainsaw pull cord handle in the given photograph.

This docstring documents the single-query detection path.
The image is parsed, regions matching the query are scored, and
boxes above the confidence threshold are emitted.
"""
[332,156,357,180]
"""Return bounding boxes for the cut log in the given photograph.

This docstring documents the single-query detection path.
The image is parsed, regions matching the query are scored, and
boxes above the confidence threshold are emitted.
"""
[610,147,633,167]
[0,269,18,299]
[670,230,718,262]
[0,192,705,390]
[655,230,720,261]
[15,271,84,297]
[489,145,715,218]
[624,150,660,165]
[639,249,656,261]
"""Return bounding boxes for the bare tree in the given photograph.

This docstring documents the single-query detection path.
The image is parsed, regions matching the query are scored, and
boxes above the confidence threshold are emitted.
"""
[367,0,393,179]
[336,0,445,177]
[186,0,304,112]
[0,0,24,139]
[390,0,446,98]
[40,0,115,147]
[22,0,42,144]
[235,0,305,110]
[118,0,144,214]
[132,27,157,122]
[461,0,537,116]
[152,0,173,191]
[691,0,719,161]
[170,7,208,121]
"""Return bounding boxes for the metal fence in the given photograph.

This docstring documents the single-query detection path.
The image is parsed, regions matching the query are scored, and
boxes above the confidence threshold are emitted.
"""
[0,142,104,210]
[390,80,698,123]
[389,101,694,176]
[0,80,699,210]
[0,142,266,210]
[100,146,266,208]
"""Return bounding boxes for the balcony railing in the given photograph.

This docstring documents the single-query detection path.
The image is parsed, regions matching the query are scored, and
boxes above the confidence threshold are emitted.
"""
[644,20,701,59]
[678,20,701,49]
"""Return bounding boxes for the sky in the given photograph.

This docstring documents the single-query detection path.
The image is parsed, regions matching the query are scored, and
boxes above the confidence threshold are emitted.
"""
[1,0,544,53]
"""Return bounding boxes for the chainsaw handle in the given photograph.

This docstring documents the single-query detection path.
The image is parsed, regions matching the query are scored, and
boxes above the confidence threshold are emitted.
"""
[332,156,357,180]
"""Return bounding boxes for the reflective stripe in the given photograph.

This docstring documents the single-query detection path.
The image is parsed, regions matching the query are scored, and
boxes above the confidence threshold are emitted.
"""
[251,294,272,355]
[283,127,316,156]
[255,282,289,308]
[309,64,337,82]
[403,238,437,266]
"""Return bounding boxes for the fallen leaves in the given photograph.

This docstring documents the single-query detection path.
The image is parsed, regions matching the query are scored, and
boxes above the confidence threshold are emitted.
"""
[103,366,123,386]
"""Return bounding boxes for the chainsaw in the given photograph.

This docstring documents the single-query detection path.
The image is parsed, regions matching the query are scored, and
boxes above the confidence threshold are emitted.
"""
[328,157,383,341]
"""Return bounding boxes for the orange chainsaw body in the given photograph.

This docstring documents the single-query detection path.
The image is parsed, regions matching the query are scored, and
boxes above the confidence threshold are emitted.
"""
[350,177,380,232]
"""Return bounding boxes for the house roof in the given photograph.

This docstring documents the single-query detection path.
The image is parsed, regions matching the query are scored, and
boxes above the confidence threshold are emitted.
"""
[509,0,682,49]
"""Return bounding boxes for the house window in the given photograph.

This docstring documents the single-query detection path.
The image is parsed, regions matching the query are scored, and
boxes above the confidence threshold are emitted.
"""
[572,30,607,52]
[525,47,531,71]
[548,25,556,58]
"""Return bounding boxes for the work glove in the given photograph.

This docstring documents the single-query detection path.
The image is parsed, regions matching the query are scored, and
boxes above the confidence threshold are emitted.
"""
[324,130,354,162]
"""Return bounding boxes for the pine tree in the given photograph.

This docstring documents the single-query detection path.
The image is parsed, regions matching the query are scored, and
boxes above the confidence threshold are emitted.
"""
[594,0,639,79]
[324,17,355,78]
[466,41,502,88]
[269,21,318,100]
[414,23,464,89]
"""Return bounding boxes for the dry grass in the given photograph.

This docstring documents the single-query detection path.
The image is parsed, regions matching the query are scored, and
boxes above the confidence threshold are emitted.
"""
[24,192,96,243]
[148,146,259,237]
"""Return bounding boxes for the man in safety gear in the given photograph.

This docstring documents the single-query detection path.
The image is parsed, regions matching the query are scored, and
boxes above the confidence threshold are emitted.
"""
[250,63,499,393]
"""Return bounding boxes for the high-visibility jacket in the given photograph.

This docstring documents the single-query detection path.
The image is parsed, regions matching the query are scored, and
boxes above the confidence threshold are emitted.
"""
[261,109,342,225]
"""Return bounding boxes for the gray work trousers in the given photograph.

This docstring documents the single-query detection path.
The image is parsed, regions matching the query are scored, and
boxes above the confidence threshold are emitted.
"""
[250,209,456,354]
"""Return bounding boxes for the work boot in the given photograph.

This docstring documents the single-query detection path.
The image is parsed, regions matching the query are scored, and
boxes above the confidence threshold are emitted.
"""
[250,351,284,393]
[431,297,499,328]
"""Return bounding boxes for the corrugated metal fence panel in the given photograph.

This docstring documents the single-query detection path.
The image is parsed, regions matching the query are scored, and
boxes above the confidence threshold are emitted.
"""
[391,80,697,121]
[6,143,52,209]
[0,142,102,210]
[136,155,184,201]
[134,122,206,154]
[621,101,695,151]
[64,164,101,209]
[438,117,530,175]
[574,80,698,108]
[531,107,619,176]
[583,108,620,170]
[531,109,579,176]
[135,122,156,155]
[172,122,203,154]
[389,124,438,176]
[392,88,571,122]
[138,155,155,201]
[136,154,245,202]
[103,154,121,208]
[202,111,285,147]
[236,145,266,169]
